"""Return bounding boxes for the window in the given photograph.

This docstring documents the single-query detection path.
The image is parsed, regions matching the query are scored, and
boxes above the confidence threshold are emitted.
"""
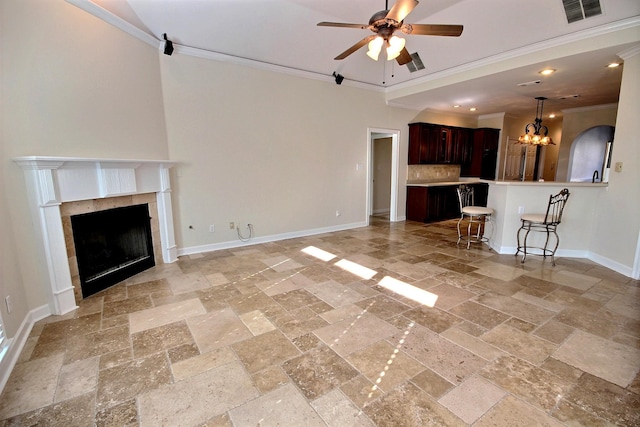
[0,313,8,363]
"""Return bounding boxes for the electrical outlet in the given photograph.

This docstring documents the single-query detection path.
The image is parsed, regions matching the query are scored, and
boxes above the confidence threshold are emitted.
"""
[229,222,235,229]
[615,162,623,173]
[335,210,341,217]
[209,224,215,233]
[5,295,12,314]
[518,206,525,214]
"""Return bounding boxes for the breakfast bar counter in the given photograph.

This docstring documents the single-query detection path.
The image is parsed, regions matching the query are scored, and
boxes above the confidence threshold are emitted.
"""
[485,180,608,257]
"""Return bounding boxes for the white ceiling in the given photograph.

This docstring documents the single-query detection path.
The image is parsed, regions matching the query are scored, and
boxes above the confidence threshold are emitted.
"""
[87,0,639,118]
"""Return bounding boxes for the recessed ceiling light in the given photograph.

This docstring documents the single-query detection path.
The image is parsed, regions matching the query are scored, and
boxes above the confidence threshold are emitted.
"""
[453,104,460,108]
[607,62,620,68]
[539,68,556,75]
[469,107,477,112]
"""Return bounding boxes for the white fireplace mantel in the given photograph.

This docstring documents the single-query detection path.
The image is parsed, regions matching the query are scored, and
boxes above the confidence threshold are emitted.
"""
[13,156,178,315]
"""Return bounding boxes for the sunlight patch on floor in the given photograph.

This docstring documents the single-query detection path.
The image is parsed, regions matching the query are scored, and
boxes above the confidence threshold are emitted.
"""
[334,259,377,280]
[378,276,438,307]
[301,246,336,262]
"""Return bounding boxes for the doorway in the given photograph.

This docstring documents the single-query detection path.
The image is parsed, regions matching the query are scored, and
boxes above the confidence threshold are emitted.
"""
[568,125,614,182]
[367,128,400,224]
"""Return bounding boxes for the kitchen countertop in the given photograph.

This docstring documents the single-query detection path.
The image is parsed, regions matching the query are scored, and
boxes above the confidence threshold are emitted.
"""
[406,178,483,187]
[489,180,608,187]
[407,179,608,188]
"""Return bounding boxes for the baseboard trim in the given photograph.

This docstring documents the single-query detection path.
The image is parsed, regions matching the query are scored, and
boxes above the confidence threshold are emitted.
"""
[496,246,634,278]
[589,251,634,278]
[0,304,51,394]
[178,221,368,257]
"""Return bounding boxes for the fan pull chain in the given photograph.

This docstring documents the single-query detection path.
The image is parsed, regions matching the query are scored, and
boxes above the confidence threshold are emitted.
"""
[382,60,386,85]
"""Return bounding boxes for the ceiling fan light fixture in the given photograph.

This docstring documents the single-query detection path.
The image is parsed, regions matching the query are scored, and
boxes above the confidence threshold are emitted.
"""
[366,37,383,61]
[386,35,406,61]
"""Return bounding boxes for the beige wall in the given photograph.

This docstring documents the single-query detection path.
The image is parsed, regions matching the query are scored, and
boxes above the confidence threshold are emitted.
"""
[1,0,168,336]
[556,105,618,181]
[160,53,417,250]
[410,110,478,128]
[373,138,392,214]
[591,50,640,269]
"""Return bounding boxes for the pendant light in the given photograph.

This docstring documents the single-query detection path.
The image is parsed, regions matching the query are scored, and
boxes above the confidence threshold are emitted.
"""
[518,97,555,145]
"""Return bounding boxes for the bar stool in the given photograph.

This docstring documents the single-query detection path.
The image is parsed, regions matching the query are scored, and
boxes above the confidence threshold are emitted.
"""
[456,185,494,249]
[516,188,570,266]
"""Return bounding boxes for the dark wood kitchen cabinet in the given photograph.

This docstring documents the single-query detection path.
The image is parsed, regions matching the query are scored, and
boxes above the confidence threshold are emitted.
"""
[406,187,429,222]
[408,123,437,164]
[406,186,459,223]
[409,123,469,165]
[407,186,459,223]
[406,183,489,223]
[409,123,494,177]
[463,128,500,179]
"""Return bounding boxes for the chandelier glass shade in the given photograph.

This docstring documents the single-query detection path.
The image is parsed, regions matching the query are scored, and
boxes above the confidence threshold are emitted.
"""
[518,97,555,146]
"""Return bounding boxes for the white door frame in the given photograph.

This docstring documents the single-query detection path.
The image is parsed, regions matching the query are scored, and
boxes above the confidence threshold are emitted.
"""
[366,128,400,224]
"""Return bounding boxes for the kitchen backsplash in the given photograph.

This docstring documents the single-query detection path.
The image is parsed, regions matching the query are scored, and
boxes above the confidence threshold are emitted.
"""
[407,164,461,182]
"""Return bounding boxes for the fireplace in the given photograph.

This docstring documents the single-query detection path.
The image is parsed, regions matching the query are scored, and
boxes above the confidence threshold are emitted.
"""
[14,156,177,315]
[71,203,155,298]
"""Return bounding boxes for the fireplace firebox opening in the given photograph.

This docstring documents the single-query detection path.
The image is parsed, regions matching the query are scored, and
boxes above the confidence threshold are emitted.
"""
[71,203,155,298]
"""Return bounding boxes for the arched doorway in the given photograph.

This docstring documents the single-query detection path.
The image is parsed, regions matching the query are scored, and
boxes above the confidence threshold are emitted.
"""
[568,125,614,182]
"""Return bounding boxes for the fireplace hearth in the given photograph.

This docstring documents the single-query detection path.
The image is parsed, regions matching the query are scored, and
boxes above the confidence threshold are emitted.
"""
[71,203,155,298]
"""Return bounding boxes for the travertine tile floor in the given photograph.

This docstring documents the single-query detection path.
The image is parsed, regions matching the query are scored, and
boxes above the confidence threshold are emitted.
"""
[1,218,639,426]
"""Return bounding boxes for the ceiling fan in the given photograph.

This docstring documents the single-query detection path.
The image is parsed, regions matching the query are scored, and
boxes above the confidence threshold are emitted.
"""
[317,0,463,65]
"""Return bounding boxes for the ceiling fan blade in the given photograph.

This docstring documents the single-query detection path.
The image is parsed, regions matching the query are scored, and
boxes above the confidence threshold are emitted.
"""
[402,24,464,37]
[386,0,419,23]
[395,47,413,66]
[317,22,368,30]
[334,35,377,60]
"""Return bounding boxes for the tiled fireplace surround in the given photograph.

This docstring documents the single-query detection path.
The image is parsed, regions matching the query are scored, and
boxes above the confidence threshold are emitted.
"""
[60,193,164,305]
[14,157,177,316]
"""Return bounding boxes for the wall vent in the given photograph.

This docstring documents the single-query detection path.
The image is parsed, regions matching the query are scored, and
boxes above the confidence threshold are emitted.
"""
[406,52,425,72]
[562,0,602,23]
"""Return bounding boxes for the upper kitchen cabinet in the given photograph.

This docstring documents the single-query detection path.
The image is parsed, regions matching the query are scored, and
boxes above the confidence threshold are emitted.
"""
[408,123,471,165]
[462,128,500,179]
[408,123,435,164]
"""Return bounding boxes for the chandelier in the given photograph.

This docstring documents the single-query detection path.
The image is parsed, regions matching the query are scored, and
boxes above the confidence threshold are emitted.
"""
[518,97,555,145]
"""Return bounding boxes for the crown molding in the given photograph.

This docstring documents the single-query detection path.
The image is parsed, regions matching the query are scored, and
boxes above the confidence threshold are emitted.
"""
[562,103,618,114]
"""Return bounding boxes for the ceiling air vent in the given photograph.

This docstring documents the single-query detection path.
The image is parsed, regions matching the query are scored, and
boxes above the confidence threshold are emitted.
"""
[406,52,425,73]
[517,80,541,87]
[562,0,602,23]
[558,94,580,100]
